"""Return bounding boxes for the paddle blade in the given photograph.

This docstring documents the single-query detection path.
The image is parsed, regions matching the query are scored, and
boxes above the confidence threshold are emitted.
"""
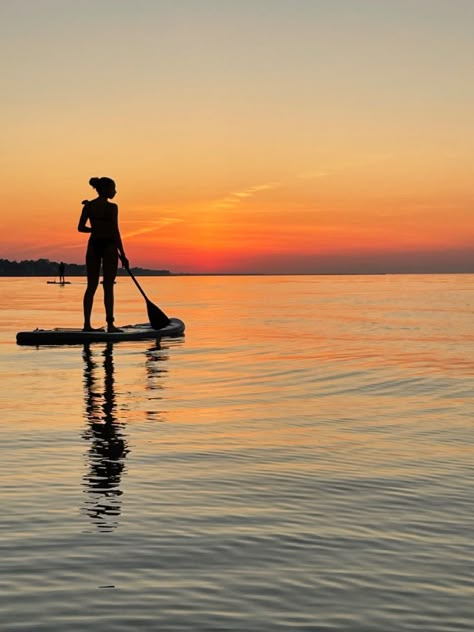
[146,299,170,330]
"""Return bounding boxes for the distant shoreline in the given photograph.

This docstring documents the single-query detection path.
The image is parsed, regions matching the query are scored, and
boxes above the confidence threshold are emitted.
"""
[1,258,473,276]
[0,258,171,277]
[2,272,474,277]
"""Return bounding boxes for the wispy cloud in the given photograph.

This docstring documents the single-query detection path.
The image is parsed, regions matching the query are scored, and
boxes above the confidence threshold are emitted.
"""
[51,217,184,253]
[122,217,183,239]
[211,182,279,210]
[13,242,73,257]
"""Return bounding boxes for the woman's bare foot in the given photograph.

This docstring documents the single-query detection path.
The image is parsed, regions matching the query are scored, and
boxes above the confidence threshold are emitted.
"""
[82,326,104,332]
[107,324,123,333]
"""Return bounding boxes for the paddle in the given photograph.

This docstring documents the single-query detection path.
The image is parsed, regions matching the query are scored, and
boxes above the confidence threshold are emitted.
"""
[123,263,170,329]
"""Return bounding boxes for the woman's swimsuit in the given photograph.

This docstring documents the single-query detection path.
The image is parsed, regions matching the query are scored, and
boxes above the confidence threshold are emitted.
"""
[87,237,117,258]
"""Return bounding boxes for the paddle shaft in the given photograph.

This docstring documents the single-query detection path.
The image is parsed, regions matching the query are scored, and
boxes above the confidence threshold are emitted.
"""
[125,266,149,302]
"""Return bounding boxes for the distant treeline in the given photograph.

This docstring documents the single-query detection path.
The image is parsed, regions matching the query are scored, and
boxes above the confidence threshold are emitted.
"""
[0,258,171,276]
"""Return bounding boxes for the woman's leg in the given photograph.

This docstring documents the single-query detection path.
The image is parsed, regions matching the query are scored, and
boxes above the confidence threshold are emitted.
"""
[83,244,101,330]
[102,245,119,331]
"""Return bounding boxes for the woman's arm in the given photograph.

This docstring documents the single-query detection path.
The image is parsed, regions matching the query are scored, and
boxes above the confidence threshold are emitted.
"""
[112,204,129,267]
[77,201,91,233]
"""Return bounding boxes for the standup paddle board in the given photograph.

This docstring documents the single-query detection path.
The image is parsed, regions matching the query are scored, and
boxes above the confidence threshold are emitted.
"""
[16,318,185,345]
[46,281,71,285]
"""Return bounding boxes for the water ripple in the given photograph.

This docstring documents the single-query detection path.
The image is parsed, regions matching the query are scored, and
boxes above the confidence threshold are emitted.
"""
[1,275,473,631]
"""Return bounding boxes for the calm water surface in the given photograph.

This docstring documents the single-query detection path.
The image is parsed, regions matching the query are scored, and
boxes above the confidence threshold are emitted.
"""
[0,275,473,631]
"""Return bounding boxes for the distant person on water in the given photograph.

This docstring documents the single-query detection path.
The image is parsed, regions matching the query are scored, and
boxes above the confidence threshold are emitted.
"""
[78,177,129,332]
[58,261,65,283]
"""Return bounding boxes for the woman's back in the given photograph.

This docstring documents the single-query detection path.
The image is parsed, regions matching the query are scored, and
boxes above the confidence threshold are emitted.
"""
[87,199,118,240]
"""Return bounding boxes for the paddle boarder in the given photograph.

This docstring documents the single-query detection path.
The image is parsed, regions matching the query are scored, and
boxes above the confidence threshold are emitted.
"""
[58,261,65,284]
[78,177,129,332]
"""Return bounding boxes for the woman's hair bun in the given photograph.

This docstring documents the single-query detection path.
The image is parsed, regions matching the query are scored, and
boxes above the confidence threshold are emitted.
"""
[89,175,115,196]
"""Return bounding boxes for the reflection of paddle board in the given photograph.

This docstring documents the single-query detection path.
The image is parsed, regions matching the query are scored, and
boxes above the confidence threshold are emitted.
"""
[46,281,71,284]
[16,318,185,345]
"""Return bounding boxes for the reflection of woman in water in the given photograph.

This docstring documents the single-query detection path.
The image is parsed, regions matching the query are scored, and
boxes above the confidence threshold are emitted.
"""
[82,343,129,531]
[78,177,129,332]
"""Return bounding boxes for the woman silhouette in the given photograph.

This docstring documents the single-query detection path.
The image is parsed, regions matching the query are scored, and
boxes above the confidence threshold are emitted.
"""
[78,177,128,332]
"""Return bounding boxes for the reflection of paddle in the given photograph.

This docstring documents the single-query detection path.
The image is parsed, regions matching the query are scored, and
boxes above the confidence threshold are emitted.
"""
[124,264,170,329]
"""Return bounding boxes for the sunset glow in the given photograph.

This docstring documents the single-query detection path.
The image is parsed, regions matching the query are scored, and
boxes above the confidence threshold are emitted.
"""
[1,1,474,273]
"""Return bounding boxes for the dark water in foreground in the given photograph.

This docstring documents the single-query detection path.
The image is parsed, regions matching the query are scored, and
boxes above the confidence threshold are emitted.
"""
[0,275,473,631]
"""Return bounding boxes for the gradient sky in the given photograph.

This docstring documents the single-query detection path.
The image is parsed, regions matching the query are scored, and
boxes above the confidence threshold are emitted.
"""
[1,0,473,273]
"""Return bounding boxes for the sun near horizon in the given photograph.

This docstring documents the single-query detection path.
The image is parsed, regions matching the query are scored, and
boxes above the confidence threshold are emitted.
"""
[1,1,473,274]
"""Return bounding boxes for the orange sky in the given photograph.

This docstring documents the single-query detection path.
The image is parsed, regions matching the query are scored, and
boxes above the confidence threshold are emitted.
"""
[1,1,474,273]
